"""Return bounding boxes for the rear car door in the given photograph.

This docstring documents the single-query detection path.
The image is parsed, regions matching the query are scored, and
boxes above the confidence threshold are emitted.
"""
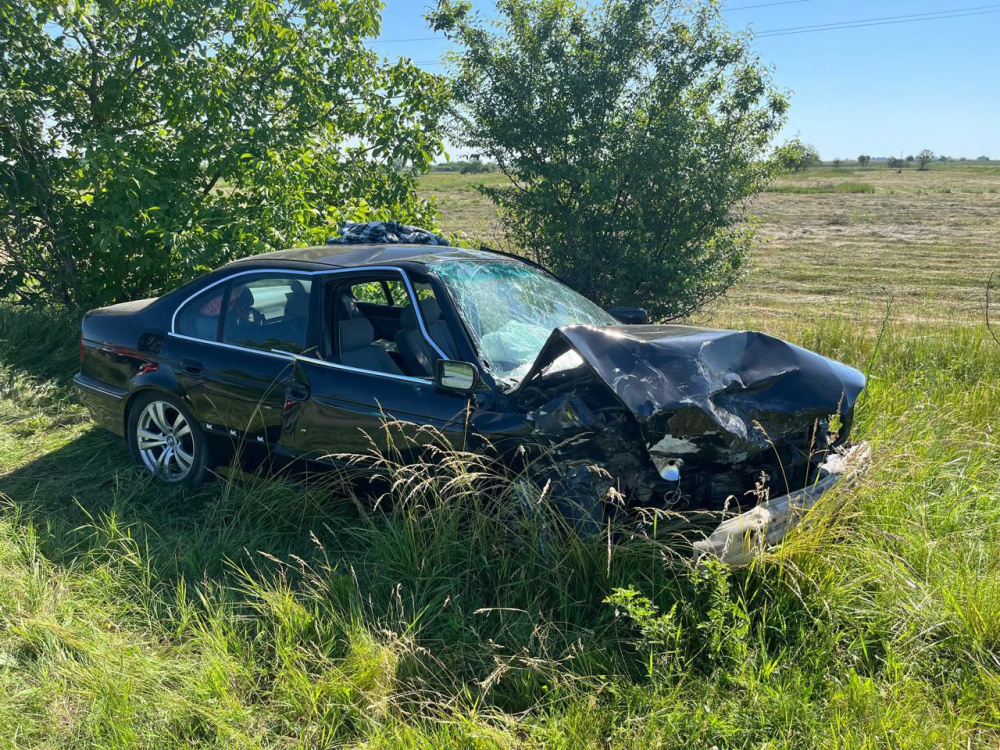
[168,271,317,448]
[277,270,474,461]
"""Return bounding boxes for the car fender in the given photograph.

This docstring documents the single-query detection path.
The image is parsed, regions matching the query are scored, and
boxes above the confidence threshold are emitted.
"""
[123,368,188,431]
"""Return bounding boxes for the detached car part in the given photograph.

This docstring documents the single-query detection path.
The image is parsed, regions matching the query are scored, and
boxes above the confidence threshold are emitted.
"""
[693,442,870,566]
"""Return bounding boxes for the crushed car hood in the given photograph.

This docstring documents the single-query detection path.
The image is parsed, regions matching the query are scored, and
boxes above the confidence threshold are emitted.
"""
[516,324,866,467]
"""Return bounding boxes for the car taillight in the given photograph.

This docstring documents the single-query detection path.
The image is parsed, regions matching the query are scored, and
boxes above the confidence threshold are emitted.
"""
[80,336,85,364]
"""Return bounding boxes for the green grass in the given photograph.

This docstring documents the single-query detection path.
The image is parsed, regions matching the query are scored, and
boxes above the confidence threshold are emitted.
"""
[767,181,876,194]
[3,164,1000,746]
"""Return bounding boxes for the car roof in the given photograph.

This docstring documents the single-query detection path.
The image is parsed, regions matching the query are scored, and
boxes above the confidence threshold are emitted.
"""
[224,244,514,271]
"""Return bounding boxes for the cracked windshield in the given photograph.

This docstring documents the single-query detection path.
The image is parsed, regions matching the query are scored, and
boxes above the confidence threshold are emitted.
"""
[431,260,617,384]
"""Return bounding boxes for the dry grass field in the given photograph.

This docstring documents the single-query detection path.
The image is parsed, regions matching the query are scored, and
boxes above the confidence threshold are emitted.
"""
[420,163,1000,330]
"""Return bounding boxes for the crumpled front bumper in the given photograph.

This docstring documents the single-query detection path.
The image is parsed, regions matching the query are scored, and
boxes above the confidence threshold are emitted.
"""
[692,442,871,566]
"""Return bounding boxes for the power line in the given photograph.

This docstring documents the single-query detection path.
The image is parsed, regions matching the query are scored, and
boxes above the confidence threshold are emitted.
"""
[756,8,1000,37]
[758,3,1000,33]
[368,0,808,45]
[756,3,1000,37]
[392,2,1000,56]
[368,36,441,44]
[727,0,810,10]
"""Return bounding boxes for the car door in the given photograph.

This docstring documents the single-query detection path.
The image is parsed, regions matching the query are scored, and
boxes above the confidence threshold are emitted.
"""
[276,270,474,463]
[168,270,316,448]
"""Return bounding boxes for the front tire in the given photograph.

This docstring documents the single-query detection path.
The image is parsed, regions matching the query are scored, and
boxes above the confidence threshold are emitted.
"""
[127,393,211,486]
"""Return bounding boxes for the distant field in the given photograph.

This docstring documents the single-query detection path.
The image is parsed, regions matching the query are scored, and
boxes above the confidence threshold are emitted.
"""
[420,163,1000,330]
[419,170,510,241]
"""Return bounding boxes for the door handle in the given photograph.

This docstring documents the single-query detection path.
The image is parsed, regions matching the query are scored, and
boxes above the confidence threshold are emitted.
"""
[285,382,310,402]
[179,359,204,376]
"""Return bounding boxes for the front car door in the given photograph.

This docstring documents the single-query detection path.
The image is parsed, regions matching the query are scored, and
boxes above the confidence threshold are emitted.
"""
[277,268,475,463]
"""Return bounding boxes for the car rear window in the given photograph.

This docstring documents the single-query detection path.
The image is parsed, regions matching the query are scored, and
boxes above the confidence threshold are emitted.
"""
[175,287,224,341]
[222,276,312,353]
[174,274,313,354]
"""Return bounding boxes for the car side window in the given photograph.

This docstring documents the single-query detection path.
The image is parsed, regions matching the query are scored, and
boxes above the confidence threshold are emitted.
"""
[403,282,458,370]
[413,282,436,301]
[326,273,457,379]
[350,281,390,305]
[175,286,225,341]
[221,275,313,353]
[330,274,409,376]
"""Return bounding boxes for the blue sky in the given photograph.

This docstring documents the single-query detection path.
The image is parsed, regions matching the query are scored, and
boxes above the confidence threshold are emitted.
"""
[376,0,998,160]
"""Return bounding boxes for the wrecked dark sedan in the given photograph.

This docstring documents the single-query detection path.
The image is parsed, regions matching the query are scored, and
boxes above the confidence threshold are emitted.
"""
[76,243,866,557]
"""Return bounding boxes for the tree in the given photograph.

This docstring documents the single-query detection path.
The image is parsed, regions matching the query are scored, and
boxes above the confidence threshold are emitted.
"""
[886,156,906,169]
[906,154,915,163]
[429,0,788,321]
[459,158,492,175]
[832,158,842,168]
[857,155,871,167]
[774,139,821,174]
[0,0,449,308]
[917,149,934,171]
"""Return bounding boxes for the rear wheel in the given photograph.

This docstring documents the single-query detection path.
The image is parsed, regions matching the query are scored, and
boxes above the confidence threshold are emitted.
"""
[127,393,211,485]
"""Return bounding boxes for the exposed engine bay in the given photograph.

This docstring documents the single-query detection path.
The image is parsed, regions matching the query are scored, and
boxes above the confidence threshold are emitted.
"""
[507,324,866,517]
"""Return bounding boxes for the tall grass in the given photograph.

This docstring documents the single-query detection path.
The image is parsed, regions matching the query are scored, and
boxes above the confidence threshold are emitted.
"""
[1,304,999,747]
[767,182,877,195]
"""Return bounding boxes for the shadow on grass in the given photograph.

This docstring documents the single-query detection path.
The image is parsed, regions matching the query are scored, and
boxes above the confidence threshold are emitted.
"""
[0,426,362,583]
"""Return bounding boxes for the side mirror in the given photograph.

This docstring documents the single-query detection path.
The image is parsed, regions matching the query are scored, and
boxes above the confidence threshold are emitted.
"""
[435,359,481,392]
[608,307,649,325]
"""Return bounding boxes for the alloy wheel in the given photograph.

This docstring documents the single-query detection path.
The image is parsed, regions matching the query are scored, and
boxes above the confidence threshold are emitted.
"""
[136,400,196,481]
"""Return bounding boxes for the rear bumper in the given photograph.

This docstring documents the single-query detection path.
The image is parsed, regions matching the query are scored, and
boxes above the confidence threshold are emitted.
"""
[74,374,128,436]
[693,442,871,565]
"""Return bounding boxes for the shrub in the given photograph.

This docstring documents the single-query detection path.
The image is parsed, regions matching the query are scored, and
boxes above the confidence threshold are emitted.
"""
[459,160,492,175]
[0,0,449,309]
[430,160,493,174]
[430,0,789,320]
[775,139,822,173]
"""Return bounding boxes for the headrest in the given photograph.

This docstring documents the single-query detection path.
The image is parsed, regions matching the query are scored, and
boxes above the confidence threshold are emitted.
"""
[235,286,254,311]
[337,293,361,320]
[285,289,308,318]
[289,278,308,298]
[340,316,374,352]
[399,297,441,330]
